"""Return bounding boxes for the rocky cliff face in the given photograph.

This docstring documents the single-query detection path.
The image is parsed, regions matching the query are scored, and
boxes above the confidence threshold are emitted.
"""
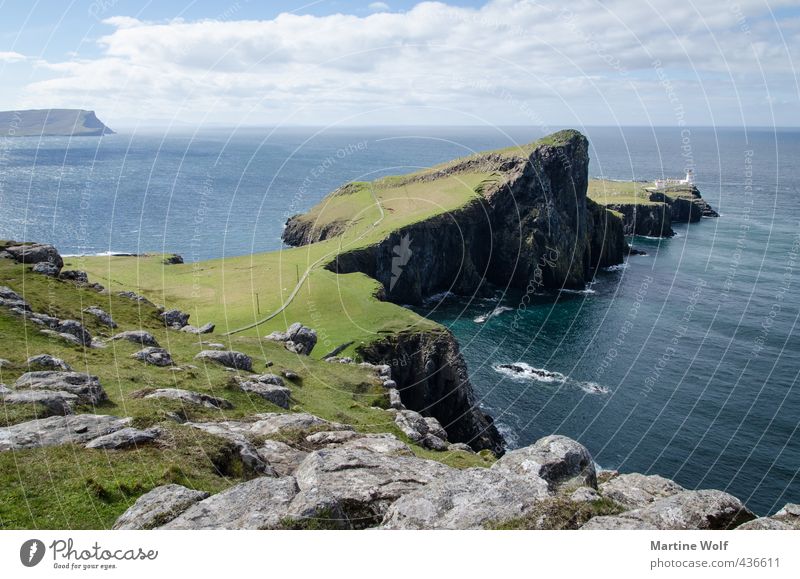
[605,202,674,237]
[358,329,503,455]
[650,186,719,222]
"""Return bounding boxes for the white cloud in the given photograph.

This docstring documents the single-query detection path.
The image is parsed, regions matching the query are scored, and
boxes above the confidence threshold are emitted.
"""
[0,51,26,62]
[368,2,390,12]
[19,0,800,126]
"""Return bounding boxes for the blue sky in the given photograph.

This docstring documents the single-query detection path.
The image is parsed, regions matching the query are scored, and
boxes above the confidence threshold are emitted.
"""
[0,0,797,127]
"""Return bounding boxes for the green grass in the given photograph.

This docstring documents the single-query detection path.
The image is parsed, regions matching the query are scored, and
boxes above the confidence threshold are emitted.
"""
[487,496,625,530]
[587,179,659,206]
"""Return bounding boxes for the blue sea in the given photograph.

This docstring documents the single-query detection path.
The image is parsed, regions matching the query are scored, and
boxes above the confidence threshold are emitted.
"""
[1,126,798,515]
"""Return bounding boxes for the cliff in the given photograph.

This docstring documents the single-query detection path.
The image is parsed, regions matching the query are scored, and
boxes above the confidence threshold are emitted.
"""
[0,109,114,137]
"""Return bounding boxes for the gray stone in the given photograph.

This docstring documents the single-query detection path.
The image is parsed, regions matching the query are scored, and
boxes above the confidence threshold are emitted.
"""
[447,442,475,453]
[0,384,10,394]
[26,354,72,371]
[32,261,60,277]
[39,329,82,346]
[570,487,602,503]
[117,291,155,306]
[180,322,215,335]
[581,489,756,530]
[492,434,597,490]
[59,270,89,283]
[55,320,92,346]
[131,347,173,367]
[393,409,449,450]
[5,243,63,270]
[599,473,685,509]
[85,427,160,449]
[247,373,286,386]
[256,440,308,477]
[161,309,190,329]
[382,467,551,529]
[163,254,183,265]
[737,503,800,530]
[194,350,252,371]
[0,390,77,415]
[281,370,299,380]
[144,388,232,409]
[268,322,318,355]
[83,306,117,328]
[0,358,13,369]
[0,286,31,311]
[112,330,159,347]
[160,477,299,530]
[288,447,454,527]
[305,430,413,455]
[239,381,291,409]
[15,371,107,405]
[388,388,404,409]
[113,484,210,530]
[0,414,131,451]
[382,379,397,389]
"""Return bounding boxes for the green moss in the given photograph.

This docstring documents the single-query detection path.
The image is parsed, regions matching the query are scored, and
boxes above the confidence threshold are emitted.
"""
[487,496,625,530]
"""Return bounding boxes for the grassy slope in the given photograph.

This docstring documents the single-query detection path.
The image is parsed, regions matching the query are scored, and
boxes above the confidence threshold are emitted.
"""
[0,258,489,529]
[587,179,659,206]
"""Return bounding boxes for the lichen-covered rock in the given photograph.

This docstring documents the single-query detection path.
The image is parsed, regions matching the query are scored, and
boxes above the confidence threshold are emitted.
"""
[239,381,291,409]
[492,434,596,490]
[117,291,155,307]
[112,330,159,347]
[256,440,308,477]
[32,261,60,277]
[163,254,184,265]
[85,427,160,449]
[194,350,252,371]
[143,388,232,409]
[0,414,131,451]
[59,270,89,283]
[180,322,215,334]
[737,503,800,530]
[393,409,449,450]
[0,389,78,415]
[5,243,63,271]
[381,467,551,529]
[305,431,413,455]
[113,484,210,530]
[581,489,756,530]
[26,354,72,371]
[599,473,685,509]
[159,477,299,530]
[131,347,174,367]
[83,306,117,328]
[289,447,453,528]
[265,322,318,355]
[55,319,92,346]
[14,371,107,405]
[161,308,190,329]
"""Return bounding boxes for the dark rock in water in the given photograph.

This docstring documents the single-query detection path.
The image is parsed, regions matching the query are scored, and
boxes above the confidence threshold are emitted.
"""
[59,270,89,283]
[14,371,108,405]
[0,389,78,416]
[131,347,173,367]
[581,489,756,530]
[26,354,72,371]
[0,414,131,451]
[143,388,232,409]
[161,308,190,329]
[83,306,117,328]
[163,254,184,265]
[194,350,252,371]
[85,427,160,449]
[32,261,61,277]
[492,434,597,490]
[5,243,63,273]
[113,484,210,530]
[112,330,159,347]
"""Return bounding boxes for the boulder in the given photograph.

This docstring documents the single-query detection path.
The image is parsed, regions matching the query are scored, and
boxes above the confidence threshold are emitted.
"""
[15,371,107,405]
[160,309,190,329]
[55,320,92,346]
[0,390,77,415]
[163,254,184,265]
[5,243,63,271]
[387,388,403,409]
[117,291,155,307]
[180,322,215,334]
[447,442,474,453]
[26,354,72,371]
[113,484,210,530]
[0,286,31,311]
[160,477,299,530]
[239,381,291,409]
[599,473,685,509]
[83,306,117,328]
[393,409,449,450]
[265,322,318,355]
[492,435,597,490]
[131,347,174,367]
[112,330,159,347]
[281,370,299,380]
[581,489,756,530]
[0,414,131,451]
[737,503,800,530]
[85,427,160,449]
[305,431,413,456]
[382,467,551,529]
[143,388,232,409]
[59,270,89,283]
[32,262,60,277]
[288,447,454,528]
[256,440,308,477]
[194,350,252,371]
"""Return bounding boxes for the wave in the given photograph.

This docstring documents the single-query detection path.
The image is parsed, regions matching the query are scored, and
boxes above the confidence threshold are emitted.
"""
[423,291,456,305]
[61,251,141,257]
[494,421,520,450]
[474,305,513,323]
[494,363,610,395]
[602,263,628,272]
[559,287,596,295]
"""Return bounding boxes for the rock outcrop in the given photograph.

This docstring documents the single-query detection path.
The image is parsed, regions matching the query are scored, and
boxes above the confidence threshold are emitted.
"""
[604,202,674,237]
[0,414,131,451]
[112,484,210,530]
[194,350,253,371]
[14,371,108,405]
[112,330,160,347]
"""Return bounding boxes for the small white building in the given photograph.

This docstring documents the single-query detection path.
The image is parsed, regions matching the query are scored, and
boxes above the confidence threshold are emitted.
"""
[655,170,694,189]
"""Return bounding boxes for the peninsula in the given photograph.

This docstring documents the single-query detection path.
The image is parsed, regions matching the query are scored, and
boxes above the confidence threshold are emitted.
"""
[0,109,114,137]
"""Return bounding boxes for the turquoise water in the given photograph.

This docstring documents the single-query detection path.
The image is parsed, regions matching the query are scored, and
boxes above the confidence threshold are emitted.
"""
[1,126,797,514]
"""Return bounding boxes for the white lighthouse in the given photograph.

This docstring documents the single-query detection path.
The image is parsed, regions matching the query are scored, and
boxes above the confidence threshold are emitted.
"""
[683,169,695,185]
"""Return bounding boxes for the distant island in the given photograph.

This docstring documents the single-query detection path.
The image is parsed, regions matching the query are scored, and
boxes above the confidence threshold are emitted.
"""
[1,109,114,137]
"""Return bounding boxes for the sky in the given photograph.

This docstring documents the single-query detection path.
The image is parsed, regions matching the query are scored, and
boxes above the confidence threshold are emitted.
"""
[0,0,797,127]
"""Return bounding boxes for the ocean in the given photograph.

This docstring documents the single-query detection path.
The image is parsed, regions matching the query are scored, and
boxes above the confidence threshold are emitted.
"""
[1,125,797,515]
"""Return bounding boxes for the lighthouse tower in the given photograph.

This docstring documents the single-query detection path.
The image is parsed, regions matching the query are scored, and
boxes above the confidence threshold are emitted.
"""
[684,169,695,185]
